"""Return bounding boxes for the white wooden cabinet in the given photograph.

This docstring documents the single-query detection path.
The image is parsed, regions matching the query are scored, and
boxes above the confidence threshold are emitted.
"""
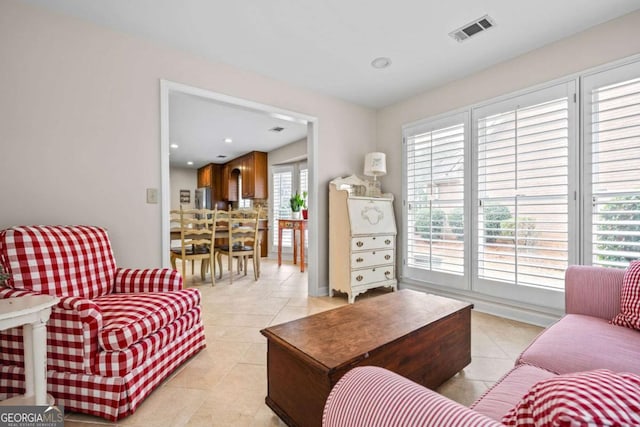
[329,180,397,303]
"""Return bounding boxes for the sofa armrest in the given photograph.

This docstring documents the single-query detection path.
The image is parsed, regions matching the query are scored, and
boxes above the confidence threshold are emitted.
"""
[323,367,502,427]
[113,268,183,293]
[565,265,624,320]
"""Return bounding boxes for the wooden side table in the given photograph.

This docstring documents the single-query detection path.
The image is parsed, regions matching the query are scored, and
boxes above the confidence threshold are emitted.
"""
[0,295,58,406]
[277,219,307,272]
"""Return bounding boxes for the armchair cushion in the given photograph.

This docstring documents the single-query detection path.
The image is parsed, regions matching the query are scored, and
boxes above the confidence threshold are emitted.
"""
[96,288,200,351]
[0,226,116,298]
[611,260,640,330]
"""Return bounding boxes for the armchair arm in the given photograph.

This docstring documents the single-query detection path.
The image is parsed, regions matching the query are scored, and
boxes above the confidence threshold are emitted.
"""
[0,289,102,374]
[323,367,502,427]
[565,265,624,320]
[113,268,183,293]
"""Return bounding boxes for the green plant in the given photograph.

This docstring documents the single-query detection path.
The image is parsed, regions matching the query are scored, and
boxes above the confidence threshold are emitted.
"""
[596,195,640,264]
[500,216,536,246]
[482,204,511,243]
[414,207,446,240]
[448,208,464,240]
[302,191,308,209]
[290,192,305,212]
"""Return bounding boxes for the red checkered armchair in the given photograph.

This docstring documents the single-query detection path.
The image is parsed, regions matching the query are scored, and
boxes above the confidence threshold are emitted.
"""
[0,226,206,420]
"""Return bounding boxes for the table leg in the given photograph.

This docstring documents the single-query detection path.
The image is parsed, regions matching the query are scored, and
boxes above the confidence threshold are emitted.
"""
[293,227,297,265]
[31,322,48,405]
[278,225,283,267]
[22,324,34,399]
[300,224,305,273]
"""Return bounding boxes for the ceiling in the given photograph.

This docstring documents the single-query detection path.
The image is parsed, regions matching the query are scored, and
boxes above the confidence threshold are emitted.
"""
[169,92,307,168]
[21,0,640,108]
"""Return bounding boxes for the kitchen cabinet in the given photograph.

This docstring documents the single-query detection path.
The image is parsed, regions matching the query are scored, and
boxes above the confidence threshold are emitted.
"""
[197,163,225,208]
[329,180,398,303]
[240,151,268,199]
[221,151,267,200]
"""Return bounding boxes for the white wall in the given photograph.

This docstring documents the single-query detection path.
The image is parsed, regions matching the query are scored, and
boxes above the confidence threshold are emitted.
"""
[268,138,307,166]
[0,0,376,289]
[169,167,197,210]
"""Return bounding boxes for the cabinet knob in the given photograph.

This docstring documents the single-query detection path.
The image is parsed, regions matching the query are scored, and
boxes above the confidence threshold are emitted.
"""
[384,254,391,260]
[356,275,363,282]
[385,271,391,276]
[356,257,363,263]
[385,239,391,245]
[356,241,364,247]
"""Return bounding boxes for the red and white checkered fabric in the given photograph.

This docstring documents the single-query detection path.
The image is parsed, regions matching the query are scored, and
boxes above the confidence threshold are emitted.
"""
[95,306,201,377]
[611,260,640,330]
[0,224,207,421]
[502,369,640,426]
[0,226,116,298]
[114,268,183,293]
[96,288,200,351]
[0,320,206,421]
[323,366,502,427]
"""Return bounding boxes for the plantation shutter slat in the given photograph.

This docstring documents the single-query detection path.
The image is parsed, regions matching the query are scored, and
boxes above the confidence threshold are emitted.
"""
[587,75,640,268]
[406,121,465,276]
[477,96,570,289]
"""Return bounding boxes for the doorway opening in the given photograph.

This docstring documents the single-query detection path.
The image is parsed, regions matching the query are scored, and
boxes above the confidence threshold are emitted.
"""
[160,80,320,295]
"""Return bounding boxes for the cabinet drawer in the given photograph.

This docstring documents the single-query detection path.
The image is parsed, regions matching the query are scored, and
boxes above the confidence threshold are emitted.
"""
[351,235,395,251]
[351,266,395,286]
[351,249,394,268]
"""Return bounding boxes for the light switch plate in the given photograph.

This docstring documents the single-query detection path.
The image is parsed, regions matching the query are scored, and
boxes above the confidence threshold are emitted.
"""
[146,188,158,204]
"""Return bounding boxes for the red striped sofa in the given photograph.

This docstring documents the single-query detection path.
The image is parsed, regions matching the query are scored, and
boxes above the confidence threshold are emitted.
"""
[0,225,206,421]
[323,265,640,426]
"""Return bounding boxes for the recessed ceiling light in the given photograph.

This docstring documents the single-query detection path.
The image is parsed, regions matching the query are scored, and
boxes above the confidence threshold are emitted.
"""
[187,161,194,166]
[371,57,392,69]
[224,138,233,144]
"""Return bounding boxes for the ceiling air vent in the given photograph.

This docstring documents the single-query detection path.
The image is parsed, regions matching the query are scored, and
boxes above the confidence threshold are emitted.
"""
[269,126,285,133]
[449,15,495,42]
[216,155,227,159]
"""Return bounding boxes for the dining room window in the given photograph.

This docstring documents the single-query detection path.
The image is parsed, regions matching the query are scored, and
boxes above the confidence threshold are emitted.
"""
[272,160,308,251]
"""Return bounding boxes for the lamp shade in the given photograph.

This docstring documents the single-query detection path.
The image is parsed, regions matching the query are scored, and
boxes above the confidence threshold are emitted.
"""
[364,152,387,177]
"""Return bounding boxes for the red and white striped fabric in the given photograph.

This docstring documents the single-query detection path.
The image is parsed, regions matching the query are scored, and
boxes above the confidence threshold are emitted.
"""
[564,265,625,320]
[611,260,640,330]
[502,369,640,427]
[97,288,200,351]
[0,226,116,298]
[323,366,502,427]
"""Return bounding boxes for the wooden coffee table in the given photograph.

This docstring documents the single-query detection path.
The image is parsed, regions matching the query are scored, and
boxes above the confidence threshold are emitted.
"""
[260,289,473,427]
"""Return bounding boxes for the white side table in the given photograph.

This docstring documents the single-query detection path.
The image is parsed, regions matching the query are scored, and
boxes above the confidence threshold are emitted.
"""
[0,295,58,406]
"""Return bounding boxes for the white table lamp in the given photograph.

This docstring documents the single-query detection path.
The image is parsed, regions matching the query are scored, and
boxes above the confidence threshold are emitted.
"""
[364,152,387,196]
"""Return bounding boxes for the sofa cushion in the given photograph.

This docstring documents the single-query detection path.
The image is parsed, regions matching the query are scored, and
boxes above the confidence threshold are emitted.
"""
[502,369,640,426]
[611,260,640,331]
[96,288,200,351]
[471,364,556,422]
[0,225,116,298]
[517,314,640,375]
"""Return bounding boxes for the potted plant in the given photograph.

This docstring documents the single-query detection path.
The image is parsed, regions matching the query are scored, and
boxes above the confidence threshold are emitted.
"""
[290,192,305,219]
[301,191,308,219]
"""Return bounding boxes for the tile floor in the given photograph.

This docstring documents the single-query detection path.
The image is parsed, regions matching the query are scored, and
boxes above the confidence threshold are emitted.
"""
[64,258,543,426]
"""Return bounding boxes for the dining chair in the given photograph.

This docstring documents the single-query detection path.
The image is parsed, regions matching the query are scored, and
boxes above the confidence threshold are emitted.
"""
[169,208,217,284]
[215,207,261,284]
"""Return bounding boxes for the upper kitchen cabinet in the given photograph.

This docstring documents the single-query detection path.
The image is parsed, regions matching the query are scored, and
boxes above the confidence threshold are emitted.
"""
[241,151,268,199]
[197,163,225,208]
[221,151,267,200]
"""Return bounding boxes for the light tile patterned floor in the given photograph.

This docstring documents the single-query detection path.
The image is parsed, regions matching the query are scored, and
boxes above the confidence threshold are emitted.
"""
[63,258,543,426]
